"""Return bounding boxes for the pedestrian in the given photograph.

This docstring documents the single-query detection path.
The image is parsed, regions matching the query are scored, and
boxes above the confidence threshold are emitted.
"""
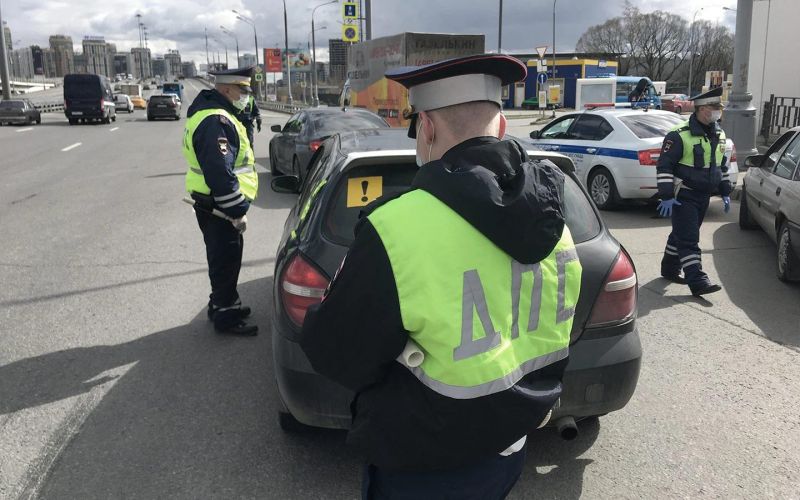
[183,66,259,335]
[657,86,731,296]
[239,94,262,147]
[299,54,583,499]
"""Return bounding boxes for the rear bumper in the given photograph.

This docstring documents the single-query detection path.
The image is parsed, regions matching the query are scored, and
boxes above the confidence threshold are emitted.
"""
[65,109,106,119]
[0,115,28,123]
[148,109,180,118]
[272,320,642,429]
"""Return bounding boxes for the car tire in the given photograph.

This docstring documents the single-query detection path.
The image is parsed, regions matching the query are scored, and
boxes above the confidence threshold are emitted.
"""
[278,411,307,432]
[269,146,281,176]
[36,116,41,124]
[293,157,303,186]
[588,167,620,210]
[147,115,154,121]
[103,114,110,124]
[111,114,116,122]
[776,221,800,282]
[739,185,759,230]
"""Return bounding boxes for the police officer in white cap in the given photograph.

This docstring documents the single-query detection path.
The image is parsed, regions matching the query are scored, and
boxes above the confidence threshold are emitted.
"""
[300,54,582,499]
[657,86,731,297]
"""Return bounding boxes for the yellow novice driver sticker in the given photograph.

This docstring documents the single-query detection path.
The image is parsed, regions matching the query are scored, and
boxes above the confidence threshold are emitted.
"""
[346,176,383,207]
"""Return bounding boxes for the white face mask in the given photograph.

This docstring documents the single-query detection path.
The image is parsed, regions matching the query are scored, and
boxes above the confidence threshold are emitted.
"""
[710,110,722,122]
[232,93,250,111]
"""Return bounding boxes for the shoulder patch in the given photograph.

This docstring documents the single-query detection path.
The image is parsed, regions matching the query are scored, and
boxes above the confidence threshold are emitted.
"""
[219,115,230,126]
[662,139,673,153]
[218,138,229,155]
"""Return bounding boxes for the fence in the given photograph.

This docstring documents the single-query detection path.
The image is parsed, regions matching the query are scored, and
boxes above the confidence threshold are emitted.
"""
[257,101,308,114]
[764,95,800,138]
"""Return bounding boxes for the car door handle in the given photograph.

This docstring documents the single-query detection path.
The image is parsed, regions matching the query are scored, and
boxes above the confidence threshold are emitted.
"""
[776,187,781,196]
[585,148,597,154]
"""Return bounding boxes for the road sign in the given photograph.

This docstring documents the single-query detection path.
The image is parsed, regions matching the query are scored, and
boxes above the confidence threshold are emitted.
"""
[255,66,263,73]
[343,2,358,19]
[342,24,359,42]
[254,73,263,82]
[537,73,548,85]
[536,61,547,73]
[536,46,548,59]
[538,90,547,109]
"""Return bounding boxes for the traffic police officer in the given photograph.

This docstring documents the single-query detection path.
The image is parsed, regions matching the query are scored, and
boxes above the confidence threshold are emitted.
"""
[299,54,582,499]
[657,86,731,296]
[183,66,259,335]
[239,94,262,146]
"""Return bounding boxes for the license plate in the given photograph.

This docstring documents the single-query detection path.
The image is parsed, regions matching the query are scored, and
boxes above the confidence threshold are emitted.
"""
[72,112,83,115]
[157,105,167,108]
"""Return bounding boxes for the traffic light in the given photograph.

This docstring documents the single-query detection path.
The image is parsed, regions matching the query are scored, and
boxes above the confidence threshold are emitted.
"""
[342,24,359,43]
[343,2,358,20]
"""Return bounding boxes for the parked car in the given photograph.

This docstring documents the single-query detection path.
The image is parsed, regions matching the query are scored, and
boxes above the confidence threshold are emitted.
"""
[113,94,134,113]
[268,108,390,184]
[63,73,116,125]
[268,128,641,433]
[0,99,41,125]
[129,96,146,110]
[146,94,181,121]
[661,94,694,115]
[739,127,800,281]
[526,108,738,209]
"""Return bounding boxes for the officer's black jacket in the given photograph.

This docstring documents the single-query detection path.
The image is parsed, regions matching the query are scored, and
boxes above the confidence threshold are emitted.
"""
[656,114,732,200]
[186,89,250,218]
[239,96,261,133]
[300,137,569,471]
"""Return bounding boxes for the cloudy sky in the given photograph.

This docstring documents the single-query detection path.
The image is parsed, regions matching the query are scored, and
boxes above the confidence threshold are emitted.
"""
[3,0,737,67]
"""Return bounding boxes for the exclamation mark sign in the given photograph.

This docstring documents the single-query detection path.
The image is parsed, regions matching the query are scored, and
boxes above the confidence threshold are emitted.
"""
[361,180,369,202]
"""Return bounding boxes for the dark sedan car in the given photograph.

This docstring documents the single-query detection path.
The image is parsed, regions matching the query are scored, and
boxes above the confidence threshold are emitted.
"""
[146,95,181,121]
[268,128,642,437]
[268,107,389,184]
[0,99,41,125]
[740,127,800,281]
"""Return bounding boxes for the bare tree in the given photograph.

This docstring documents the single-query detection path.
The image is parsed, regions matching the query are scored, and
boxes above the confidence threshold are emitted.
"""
[684,20,735,91]
[576,18,631,74]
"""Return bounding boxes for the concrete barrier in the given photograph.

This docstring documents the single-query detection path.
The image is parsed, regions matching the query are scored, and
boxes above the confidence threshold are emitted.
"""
[256,101,308,114]
[34,102,64,113]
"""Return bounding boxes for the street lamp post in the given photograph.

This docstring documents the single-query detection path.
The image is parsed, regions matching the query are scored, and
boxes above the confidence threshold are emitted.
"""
[0,7,12,99]
[282,0,293,104]
[233,10,260,98]
[220,26,240,68]
[311,0,338,107]
[687,7,703,96]
[551,0,558,117]
[309,26,327,106]
[498,0,503,53]
[214,36,229,69]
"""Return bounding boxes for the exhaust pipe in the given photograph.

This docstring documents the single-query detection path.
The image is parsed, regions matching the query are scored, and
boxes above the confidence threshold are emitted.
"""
[555,416,578,440]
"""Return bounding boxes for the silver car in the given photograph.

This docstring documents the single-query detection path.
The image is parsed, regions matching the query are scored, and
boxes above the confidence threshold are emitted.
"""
[740,127,800,281]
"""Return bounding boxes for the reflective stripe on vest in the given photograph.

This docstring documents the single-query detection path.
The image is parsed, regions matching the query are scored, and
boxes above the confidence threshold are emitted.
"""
[673,122,727,169]
[183,108,258,200]
[368,189,582,399]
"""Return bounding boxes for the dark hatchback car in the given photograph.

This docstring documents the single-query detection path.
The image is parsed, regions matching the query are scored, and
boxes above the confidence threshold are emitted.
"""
[147,94,181,121]
[269,128,642,435]
[0,99,41,125]
[268,107,389,184]
[739,127,800,281]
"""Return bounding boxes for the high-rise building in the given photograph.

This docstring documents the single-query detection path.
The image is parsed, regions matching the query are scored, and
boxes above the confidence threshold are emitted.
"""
[3,24,11,51]
[49,35,75,77]
[152,56,166,78]
[3,23,13,79]
[83,36,110,76]
[106,43,116,77]
[328,39,348,84]
[181,61,196,78]
[131,47,152,79]
[10,47,34,80]
[42,48,57,78]
[113,53,134,76]
[238,53,256,69]
[73,53,87,74]
[164,49,181,78]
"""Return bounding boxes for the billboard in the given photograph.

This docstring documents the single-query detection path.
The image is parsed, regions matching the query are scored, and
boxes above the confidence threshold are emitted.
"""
[264,48,282,72]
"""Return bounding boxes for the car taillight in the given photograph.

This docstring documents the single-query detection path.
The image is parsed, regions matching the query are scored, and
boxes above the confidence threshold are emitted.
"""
[638,148,661,166]
[280,254,329,327]
[586,250,637,328]
[730,145,737,164]
[99,99,104,110]
[309,140,323,151]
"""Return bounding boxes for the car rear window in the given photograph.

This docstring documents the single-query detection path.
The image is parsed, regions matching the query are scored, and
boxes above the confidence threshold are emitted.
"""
[0,101,24,109]
[64,77,101,98]
[322,162,601,246]
[149,96,174,104]
[619,113,685,139]
[312,113,388,136]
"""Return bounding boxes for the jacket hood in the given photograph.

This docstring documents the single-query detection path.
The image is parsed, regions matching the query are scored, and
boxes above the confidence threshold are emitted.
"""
[412,137,566,264]
[186,89,238,119]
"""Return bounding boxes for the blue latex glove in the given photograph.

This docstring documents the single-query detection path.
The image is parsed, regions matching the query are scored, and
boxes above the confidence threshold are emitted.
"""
[722,196,731,213]
[657,198,682,217]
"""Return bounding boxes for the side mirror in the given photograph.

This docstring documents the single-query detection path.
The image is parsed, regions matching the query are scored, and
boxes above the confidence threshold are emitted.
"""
[744,154,765,169]
[529,130,541,139]
[271,124,282,133]
[271,175,301,194]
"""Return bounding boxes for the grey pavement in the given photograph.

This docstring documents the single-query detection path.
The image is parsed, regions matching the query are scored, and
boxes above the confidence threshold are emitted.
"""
[0,81,799,499]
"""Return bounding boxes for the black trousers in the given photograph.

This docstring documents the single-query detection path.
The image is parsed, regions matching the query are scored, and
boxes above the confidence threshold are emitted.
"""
[195,208,243,327]
[661,189,711,290]
[361,447,526,500]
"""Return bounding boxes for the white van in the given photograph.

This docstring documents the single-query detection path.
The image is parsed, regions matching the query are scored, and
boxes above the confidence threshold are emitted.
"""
[114,94,134,113]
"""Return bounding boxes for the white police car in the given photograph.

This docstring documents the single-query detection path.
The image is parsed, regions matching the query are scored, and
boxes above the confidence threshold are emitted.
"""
[527,108,738,209]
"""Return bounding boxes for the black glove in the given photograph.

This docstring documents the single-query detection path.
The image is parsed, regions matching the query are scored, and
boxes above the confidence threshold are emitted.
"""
[256,118,262,133]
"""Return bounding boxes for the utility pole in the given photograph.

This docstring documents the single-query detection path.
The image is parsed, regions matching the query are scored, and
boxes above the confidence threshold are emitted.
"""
[283,0,293,104]
[687,8,703,96]
[498,0,503,53]
[221,26,239,67]
[721,0,758,160]
[1,3,13,99]
[205,27,209,73]
[365,0,372,40]
[552,0,558,117]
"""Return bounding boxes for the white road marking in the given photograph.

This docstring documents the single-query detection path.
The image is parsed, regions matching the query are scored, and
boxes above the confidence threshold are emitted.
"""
[110,127,119,132]
[61,142,82,152]
[16,127,33,132]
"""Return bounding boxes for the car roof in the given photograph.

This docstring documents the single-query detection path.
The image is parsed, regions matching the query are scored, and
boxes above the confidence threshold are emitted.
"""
[579,108,677,118]
[304,107,380,117]
[336,128,416,156]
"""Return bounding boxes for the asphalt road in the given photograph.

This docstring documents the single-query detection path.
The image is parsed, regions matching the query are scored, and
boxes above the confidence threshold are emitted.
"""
[1,82,799,499]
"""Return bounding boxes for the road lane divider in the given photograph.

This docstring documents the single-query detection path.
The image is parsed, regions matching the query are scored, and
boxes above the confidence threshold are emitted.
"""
[61,142,82,152]
[15,127,33,132]
[110,127,119,132]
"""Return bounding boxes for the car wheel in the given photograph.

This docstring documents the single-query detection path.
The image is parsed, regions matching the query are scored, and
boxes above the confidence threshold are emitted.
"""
[675,106,682,115]
[269,146,281,176]
[776,221,800,282]
[36,116,41,124]
[278,411,307,432]
[111,114,116,122]
[588,167,620,210]
[739,185,759,230]
[103,114,111,124]
[147,115,154,121]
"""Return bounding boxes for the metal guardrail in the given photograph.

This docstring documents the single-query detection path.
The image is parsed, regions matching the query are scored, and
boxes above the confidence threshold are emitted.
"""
[766,94,800,137]
[256,101,309,114]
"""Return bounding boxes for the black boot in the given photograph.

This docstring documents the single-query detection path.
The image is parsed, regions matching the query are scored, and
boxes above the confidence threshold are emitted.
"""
[691,283,722,297]
[208,305,252,321]
[661,271,687,284]
[215,320,259,336]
